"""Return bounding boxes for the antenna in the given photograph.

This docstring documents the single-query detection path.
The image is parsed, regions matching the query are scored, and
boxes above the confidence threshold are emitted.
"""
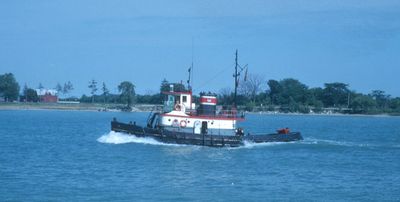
[187,38,194,90]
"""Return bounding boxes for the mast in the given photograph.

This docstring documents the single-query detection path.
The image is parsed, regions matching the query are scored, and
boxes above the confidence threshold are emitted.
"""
[234,49,239,107]
[187,66,192,90]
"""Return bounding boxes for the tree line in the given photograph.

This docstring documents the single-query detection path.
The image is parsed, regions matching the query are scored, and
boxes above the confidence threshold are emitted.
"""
[221,74,400,114]
[1,72,400,115]
[0,73,136,108]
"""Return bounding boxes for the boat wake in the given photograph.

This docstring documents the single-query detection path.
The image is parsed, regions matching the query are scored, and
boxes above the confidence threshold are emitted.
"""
[97,132,399,149]
[301,137,399,149]
[97,131,294,149]
[97,131,180,146]
[301,137,370,147]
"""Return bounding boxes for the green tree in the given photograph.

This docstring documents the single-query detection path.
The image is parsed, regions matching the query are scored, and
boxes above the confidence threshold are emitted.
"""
[370,90,390,109]
[118,81,135,108]
[218,87,233,105]
[23,83,28,101]
[88,79,98,103]
[350,94,377,113]
[267,79,282,105]
[0,73,20,101]
[389,98,400,112]
[101,82,109,103]
[55,83,63,96]
[307,87,324,106]
[25,88,39,102]
[63,81,73,98]
[279,78,309,105]
[160,79,169,92]
[322,82,350,107]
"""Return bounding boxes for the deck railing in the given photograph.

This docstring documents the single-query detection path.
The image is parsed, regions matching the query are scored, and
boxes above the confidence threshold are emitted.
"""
[185,108,245,119]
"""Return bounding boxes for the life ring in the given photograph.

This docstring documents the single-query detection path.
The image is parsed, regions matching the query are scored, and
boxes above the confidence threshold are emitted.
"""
[180,120,187,128]
[172,119,179,127]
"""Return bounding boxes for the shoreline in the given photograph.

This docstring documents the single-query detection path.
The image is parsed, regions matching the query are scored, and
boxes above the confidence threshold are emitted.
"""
[0,103,161,113]
[1,103,397,117]
[245,111,395,118]
[0,103,105,112]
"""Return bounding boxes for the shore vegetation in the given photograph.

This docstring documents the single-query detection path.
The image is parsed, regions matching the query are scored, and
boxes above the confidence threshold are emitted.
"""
[1,73,400,115]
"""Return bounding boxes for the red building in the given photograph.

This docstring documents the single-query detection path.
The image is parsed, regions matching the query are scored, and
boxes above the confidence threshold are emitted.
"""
[36,89,58,103]
[41,93,58,103]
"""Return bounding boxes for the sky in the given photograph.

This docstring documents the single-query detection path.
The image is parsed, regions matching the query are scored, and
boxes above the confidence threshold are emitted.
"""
[1,0,399,97]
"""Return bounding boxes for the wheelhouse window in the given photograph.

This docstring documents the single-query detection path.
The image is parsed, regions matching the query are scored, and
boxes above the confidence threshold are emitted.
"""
[163,95,175,112]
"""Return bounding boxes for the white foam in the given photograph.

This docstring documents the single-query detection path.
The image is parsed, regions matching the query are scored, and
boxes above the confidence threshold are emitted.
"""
[98,131,293,149]
[97,132,400,149]
[97,131,174,146]
[302,137,375,148]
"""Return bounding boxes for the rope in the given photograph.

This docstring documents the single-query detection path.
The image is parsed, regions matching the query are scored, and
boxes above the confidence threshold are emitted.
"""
[192,62,235,93]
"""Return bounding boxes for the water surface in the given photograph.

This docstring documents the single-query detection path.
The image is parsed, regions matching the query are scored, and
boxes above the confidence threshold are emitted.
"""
[0,110,399,201]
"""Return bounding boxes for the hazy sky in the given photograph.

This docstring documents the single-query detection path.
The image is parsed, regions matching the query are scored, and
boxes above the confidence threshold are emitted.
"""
[1,0,399,96]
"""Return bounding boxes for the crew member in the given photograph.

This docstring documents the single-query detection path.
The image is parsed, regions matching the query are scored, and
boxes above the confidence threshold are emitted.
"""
[174,101,181,111]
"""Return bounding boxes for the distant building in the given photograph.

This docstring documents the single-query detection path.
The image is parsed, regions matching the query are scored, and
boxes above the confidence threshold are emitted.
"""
[35,89,58,103]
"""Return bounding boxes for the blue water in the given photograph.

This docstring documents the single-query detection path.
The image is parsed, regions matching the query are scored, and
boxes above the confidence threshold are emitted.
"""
[1,110,399,201]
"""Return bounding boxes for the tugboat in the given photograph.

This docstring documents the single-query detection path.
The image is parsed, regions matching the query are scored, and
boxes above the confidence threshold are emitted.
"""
[111,50,303,147]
